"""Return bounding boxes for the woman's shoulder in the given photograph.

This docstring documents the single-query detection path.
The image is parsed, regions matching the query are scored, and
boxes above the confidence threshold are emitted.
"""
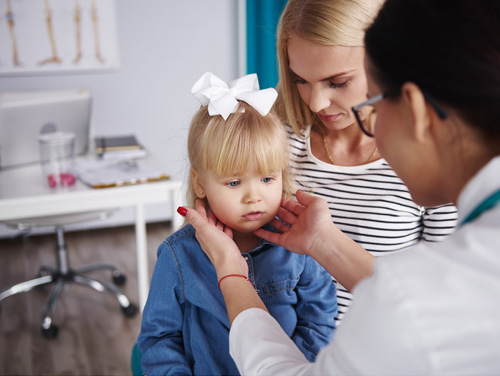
[285,123,311,140]
[286,124,311,161]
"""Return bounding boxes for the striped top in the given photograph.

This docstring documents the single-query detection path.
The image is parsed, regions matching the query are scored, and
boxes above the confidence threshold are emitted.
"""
[287,125,458,324]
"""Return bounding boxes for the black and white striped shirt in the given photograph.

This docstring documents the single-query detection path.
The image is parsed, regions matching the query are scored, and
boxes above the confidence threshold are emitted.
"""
[288,125,458,324]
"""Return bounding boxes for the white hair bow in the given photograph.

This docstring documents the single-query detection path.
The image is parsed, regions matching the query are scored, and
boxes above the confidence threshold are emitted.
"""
[191,72,278,120]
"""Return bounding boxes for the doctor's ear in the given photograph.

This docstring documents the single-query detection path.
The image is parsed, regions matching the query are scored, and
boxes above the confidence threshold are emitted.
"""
[400,82,435,142]
[191,169,206,199]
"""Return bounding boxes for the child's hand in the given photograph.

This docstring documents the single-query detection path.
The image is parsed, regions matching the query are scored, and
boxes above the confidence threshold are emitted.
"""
[179,200,249,278]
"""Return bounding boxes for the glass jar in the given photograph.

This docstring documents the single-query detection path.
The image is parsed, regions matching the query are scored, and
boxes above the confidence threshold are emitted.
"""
[38,132,76,189]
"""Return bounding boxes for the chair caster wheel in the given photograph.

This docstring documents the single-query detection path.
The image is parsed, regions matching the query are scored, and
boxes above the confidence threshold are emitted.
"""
[38,268,50,277]
[113,273,126,286]
[122,303,138,317]
[42,324,59,339]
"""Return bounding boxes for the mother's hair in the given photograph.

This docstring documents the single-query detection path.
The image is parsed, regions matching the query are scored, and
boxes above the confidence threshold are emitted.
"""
[275,0,384,135]
[365,0,500,146]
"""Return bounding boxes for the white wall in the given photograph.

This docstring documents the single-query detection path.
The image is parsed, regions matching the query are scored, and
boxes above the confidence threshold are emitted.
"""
[0,0,240,237]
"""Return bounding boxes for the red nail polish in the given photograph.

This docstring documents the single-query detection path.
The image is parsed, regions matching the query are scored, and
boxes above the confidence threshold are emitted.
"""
[177,207,188,217]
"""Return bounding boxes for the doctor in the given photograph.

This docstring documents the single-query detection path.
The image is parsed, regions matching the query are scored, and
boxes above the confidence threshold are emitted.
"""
[178,0,500,373]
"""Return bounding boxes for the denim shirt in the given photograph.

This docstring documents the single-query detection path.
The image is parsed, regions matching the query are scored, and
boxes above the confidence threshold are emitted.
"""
[138,225,337,376]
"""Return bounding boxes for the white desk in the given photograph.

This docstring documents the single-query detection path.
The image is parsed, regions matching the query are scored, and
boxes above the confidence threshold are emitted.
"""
[0,158,183,310]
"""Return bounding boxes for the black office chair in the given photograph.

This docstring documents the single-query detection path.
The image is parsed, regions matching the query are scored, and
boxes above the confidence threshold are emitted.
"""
[0,210,138,338]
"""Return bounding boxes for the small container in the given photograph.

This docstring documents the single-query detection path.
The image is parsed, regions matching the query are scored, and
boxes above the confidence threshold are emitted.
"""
[38,132,76,189]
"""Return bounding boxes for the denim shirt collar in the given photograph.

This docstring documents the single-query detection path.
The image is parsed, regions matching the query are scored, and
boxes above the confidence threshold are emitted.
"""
[241,224,278,256]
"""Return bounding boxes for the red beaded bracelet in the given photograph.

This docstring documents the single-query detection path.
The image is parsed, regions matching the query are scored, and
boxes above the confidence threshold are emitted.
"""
[218,274,251,291]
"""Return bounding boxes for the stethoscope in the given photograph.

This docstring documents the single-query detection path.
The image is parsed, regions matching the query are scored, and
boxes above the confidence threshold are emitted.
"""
[460,189,500,227]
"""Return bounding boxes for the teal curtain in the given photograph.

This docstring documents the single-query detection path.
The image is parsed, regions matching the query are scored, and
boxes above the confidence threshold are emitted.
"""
[246,0,288,89]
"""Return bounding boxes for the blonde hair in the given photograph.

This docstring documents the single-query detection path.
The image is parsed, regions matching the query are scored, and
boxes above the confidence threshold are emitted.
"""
[275,0,384,136]
[187,101,294,209]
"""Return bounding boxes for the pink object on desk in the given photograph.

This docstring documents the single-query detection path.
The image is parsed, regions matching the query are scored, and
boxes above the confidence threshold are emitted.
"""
[46,172,76,188]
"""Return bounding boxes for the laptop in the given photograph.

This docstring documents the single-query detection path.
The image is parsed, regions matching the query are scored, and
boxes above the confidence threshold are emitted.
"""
[0,88,92,169]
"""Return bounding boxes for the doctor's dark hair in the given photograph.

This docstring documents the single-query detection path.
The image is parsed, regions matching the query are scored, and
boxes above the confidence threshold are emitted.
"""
[186,101,294,210]
[364,0,500,145]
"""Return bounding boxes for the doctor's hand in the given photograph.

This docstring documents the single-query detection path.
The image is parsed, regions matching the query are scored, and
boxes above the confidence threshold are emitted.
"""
[256,189,373,291]
[178,200,249,278]
[254,190,336,257]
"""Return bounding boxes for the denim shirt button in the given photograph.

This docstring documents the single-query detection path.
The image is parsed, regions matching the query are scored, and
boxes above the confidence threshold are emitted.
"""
[244,256,249,260]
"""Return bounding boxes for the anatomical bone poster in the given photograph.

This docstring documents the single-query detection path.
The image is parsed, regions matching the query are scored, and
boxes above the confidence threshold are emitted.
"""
[0,0,119,76]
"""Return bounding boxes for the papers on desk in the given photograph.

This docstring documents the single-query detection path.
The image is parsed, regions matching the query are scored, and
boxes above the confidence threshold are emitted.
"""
[70,159,169,189]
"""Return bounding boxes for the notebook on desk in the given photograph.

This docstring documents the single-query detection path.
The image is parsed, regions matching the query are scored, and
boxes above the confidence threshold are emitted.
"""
[0,88,91,169]
[95,134,148,160]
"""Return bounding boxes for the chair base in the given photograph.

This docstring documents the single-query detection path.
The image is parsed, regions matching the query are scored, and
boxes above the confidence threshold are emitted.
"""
[0,226,138,339]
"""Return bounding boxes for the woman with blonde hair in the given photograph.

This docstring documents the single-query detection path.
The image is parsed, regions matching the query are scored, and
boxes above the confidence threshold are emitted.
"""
[275,0,458,323]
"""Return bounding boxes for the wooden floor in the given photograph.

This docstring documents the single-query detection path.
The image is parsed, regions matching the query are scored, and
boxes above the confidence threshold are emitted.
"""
[0,222,174,376]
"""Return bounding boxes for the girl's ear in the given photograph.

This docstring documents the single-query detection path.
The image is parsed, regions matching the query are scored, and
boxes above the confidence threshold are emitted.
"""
[191,169,206,199]
[400,82,432,142]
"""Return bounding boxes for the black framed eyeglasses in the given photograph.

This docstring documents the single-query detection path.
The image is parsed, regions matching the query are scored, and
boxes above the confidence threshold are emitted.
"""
[351,88,448,137]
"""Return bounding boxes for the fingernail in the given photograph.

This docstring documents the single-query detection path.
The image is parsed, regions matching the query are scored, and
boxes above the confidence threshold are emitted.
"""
[177,206,188,217]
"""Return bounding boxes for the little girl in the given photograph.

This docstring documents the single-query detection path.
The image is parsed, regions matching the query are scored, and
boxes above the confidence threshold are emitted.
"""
[137,72,337,375]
